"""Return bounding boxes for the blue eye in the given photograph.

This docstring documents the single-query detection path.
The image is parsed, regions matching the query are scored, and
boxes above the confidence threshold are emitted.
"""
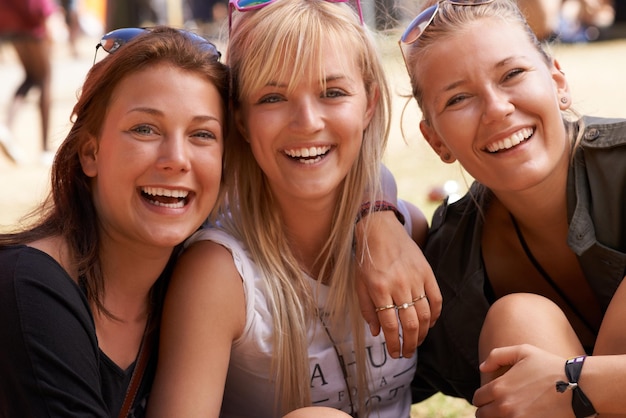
[131,125,155,135]
[258,94,283,104]
[194,130,218,141]
[323,89,348,98]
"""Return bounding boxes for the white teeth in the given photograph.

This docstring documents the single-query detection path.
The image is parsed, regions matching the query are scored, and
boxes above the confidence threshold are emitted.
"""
[147,200,186,209]
[486,127,534,153]
[284,145,331,159]
[141,187,189,199]
[141,187,189,208]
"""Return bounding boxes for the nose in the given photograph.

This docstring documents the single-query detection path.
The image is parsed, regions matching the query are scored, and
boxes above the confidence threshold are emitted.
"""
[157,134,191,172]
[290,96,324,134]
[481,87,514,124]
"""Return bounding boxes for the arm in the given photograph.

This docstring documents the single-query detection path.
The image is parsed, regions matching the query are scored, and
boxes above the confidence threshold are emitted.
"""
[354,165,442,359]
[474,277,626,417]
[476,346,626,418]
[147,240,245,417]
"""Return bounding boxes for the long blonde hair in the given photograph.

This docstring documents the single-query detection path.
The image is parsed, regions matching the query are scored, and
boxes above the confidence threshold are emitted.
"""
[218,0,391,414]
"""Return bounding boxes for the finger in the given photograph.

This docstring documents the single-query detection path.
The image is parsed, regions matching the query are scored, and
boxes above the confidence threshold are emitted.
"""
[356,278,381,336]
[395,300,419,358]
[384,283,417,357]
[472,379,498,411]
[377,308,402,358]
[392,289,435,350]
[413,251,442,328]
[423,272,442,328]
[473,404,493,418]
[355,264,405,350]
[412,294,431,346]
[480,346,520,373]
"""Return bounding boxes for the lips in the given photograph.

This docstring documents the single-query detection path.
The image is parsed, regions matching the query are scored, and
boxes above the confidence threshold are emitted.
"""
[485,127,534,153]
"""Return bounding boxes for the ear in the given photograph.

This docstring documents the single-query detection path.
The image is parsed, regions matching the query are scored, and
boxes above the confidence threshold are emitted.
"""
[420,119,456,164]
[79,136,99,178]
[551,59,571,111]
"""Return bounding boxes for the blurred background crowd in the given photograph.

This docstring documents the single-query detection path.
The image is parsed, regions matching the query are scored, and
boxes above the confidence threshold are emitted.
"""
[1,0,625,167]
[1,0,625,168]
[1,0,625,227]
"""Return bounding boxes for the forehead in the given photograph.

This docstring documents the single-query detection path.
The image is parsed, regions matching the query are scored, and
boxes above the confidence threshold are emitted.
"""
[418,17,540,76]
[448,17,532,53]
[252,36,363,90]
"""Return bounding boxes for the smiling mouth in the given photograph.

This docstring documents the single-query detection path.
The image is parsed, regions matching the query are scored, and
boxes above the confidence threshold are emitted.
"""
[140,186,189,209]
[485,127,534,153]
[283,145,331,164]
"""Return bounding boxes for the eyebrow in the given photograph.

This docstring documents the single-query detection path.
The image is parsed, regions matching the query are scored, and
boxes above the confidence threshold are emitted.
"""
[441,56,523,93]
[129,107,221,122]
[264,73,349,88]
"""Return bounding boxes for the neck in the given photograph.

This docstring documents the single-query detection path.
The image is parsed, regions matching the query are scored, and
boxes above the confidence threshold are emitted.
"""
[493,153,570,233]
[274,193,337,278]
[98,239,173,320]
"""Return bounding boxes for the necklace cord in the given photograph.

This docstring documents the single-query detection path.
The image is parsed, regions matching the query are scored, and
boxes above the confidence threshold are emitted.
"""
[509,214,598,335]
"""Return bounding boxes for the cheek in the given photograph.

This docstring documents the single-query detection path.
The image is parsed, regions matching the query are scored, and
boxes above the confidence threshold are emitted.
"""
[200,147,224,184]
[93,146,133,191]
[247,131,276,170]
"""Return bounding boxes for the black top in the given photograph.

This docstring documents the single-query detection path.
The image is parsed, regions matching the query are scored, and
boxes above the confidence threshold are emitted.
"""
[0,245,167,417]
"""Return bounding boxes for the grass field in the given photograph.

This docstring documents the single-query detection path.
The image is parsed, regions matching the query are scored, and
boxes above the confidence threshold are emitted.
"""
[412,393,476,417]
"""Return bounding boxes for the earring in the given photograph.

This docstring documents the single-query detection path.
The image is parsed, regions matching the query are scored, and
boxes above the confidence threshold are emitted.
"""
[442,153,451,162]
[560,97,568,104]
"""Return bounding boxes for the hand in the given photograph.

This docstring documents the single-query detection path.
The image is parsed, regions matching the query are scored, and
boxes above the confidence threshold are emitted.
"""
[474,344,572,418]
[355,211,441,359]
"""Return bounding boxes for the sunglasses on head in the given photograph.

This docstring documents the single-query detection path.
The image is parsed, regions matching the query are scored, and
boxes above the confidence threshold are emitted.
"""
[94,27,222,64]
[399,0,495,65]
[228,0,364,32]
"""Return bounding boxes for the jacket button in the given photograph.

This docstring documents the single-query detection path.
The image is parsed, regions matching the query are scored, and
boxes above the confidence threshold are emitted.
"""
[584,128,600,140]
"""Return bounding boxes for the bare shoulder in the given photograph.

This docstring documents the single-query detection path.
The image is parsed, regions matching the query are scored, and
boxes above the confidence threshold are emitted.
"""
[168,238,244,306]
[165,238,246,337]
[173,239,240,283]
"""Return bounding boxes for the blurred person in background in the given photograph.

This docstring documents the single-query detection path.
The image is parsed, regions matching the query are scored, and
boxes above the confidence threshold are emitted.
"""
[183,0,228,38]
[0,0,57,164]
[516,0,615,41]
[58,0,81,57]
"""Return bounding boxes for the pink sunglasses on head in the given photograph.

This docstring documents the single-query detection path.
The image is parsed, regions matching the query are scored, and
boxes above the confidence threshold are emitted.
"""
[228,0,364,32]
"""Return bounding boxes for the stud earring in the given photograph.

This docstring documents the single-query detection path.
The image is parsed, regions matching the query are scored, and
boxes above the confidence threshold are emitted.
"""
[442,153,451,162]
[560,97,568,104]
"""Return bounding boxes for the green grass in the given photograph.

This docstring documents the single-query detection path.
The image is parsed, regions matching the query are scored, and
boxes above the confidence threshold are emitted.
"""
[411,393,476,418]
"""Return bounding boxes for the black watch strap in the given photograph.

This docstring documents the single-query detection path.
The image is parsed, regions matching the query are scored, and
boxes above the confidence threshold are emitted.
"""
[556,356,597,418]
